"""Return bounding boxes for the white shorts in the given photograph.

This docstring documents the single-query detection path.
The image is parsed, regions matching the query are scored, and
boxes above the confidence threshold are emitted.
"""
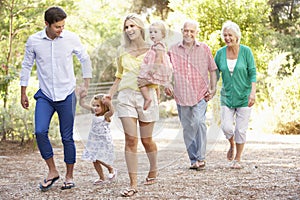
[117,88,159,122]
[221,106,252,144]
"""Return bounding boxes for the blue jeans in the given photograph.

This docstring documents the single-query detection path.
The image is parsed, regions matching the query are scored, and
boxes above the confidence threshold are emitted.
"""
[177,99,207,164]
[34,89,76,164]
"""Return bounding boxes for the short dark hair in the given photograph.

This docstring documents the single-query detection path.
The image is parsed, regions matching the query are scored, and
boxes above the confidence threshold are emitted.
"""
[44,7,67,25]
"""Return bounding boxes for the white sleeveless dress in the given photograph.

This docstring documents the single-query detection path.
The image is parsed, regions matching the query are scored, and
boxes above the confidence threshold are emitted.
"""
[81,115,114,165]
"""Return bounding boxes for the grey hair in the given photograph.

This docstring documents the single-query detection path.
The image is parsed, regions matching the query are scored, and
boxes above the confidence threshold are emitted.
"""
[221,20,242,44]
[183,19,200,32]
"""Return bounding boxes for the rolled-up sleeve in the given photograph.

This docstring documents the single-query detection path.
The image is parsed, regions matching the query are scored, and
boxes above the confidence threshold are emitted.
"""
[73,35,92,78]
[20,38,35,86]
[80,58,92,78]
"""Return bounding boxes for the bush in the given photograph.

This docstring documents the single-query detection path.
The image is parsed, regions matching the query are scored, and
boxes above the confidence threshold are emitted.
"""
[0,78,61,143]
[254,53,300,135]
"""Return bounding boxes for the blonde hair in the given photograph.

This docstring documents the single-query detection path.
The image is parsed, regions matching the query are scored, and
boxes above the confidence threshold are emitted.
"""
[221,20,242,44]
[122,13,145,47]
[150,20,167,39]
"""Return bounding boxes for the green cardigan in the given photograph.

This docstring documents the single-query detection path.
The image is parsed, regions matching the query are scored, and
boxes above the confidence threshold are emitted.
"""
[214,45,256,108]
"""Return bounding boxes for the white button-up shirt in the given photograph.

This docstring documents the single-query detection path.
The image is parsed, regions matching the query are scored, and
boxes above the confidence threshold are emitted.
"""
[20,28,92,101]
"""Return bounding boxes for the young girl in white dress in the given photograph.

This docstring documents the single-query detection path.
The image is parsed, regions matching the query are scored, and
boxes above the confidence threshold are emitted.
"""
[137,20,173,110]
[79,91,117,185]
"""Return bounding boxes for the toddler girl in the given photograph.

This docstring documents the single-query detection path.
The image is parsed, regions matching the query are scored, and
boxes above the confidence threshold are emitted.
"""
[79,91,117,185]
[137,20,173,110]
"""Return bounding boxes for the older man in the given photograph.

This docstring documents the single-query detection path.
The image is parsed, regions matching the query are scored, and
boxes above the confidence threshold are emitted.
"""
[166,20,217,170]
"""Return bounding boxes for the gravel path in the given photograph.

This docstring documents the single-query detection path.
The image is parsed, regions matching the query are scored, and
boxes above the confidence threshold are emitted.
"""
[0,115,299,200]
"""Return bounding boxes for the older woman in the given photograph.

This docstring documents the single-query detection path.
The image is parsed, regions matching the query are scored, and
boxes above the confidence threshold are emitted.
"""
[214,21,256,169]
[108,14,159,197]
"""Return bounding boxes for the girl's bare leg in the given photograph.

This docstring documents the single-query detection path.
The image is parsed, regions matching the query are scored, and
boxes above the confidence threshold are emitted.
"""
[93,160,105,180]
[98,160,114,174]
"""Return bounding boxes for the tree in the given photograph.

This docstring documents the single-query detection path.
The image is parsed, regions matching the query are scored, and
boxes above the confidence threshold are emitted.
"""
[130,0,172,21]
[67,0,127,83]
[0,0,44,140]
[0,0,76,141]
[269,0,299,31]
[268,0,300,75]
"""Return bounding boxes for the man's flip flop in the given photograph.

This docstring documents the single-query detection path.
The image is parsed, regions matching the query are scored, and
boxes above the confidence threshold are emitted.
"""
[61,181,75,190]
[39,176,60,192]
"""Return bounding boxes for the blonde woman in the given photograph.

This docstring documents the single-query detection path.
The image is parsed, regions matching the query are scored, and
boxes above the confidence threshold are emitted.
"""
[108,14,159,197]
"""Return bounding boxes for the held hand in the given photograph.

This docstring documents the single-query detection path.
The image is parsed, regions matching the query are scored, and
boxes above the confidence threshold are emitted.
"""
[204,91,210,102]
[164,87,173,97]
[103,94,111,101]
[102,95,112,106]
[204,89,216,102]
[78,86,88,98]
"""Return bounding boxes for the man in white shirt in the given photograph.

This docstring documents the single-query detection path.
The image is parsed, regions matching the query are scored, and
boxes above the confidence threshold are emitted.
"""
[20,6,92,191]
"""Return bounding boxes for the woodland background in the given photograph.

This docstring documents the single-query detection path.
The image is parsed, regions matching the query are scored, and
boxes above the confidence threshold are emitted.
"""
[0,0,299,144]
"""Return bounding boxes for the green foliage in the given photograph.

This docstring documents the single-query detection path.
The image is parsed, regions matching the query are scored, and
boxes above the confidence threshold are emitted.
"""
[67,0,130,83]
[0,0,76,141]
[0,78,35,142]
[0,78,61,142]
[267,0,300,73]
[254,53,300,134]
[168,0,271,53]
[268,0,299,31]
[130,0,172,20]
[0,64,17,99]
[256,0,299,123]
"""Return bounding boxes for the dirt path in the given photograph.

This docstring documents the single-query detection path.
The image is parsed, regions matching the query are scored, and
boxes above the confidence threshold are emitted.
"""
[0,116,299,199]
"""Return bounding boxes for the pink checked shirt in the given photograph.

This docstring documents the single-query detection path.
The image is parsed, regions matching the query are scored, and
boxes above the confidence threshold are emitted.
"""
[168,41,217,106]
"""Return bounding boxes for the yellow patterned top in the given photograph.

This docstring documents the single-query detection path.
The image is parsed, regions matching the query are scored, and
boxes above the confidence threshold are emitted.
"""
[115,48,157,91]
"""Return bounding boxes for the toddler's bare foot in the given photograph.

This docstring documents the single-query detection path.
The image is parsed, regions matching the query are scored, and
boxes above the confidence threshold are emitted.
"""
[143,99,152,110]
